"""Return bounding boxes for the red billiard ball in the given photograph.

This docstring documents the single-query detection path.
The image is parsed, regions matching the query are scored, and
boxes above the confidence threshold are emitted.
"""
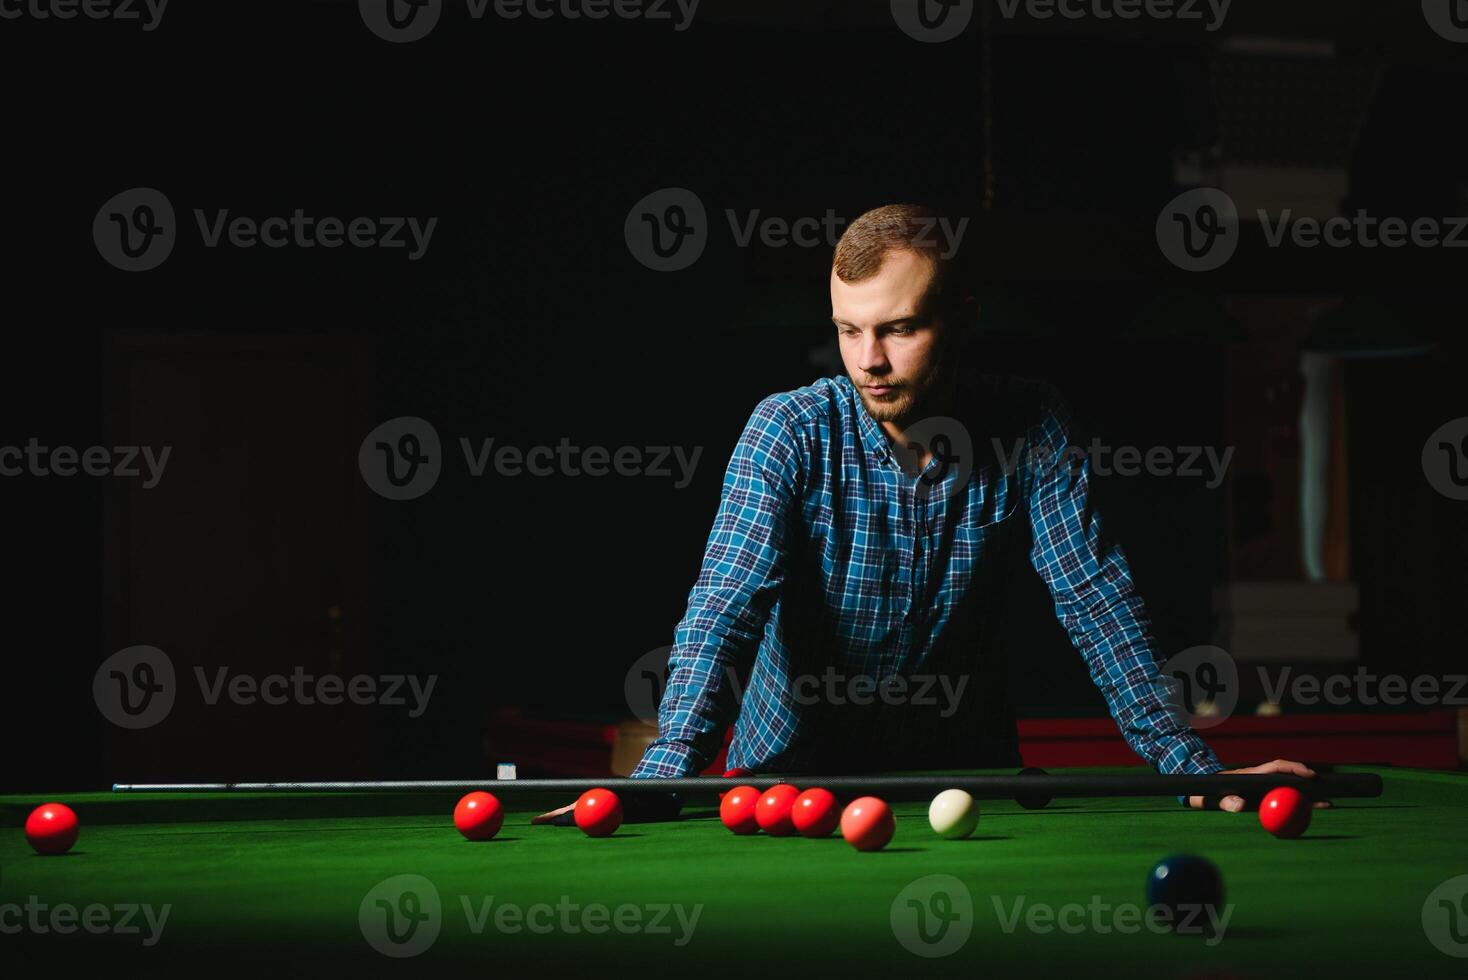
[1259,786,1312,839]
[719,785,761,835]
[453,791,504,841]
[25,802,79,856]
[791,788,839,838]
[574,788,623,837]
[840,796,895,851]
[755,784,801,836]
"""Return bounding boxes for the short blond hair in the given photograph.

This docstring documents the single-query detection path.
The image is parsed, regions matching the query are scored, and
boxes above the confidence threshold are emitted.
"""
[832,204,961,317]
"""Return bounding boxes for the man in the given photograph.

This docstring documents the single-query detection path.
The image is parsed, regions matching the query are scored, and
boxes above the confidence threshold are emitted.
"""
[541,203,1317,823]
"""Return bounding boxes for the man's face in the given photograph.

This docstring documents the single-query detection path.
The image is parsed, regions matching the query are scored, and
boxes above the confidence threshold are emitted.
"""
[830,248,949,425]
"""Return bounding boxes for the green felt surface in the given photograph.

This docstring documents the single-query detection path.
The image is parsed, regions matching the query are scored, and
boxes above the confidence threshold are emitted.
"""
[2,767,1465,975]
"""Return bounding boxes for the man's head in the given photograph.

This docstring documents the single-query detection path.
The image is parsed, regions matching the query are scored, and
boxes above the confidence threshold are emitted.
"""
[830,204,970,425]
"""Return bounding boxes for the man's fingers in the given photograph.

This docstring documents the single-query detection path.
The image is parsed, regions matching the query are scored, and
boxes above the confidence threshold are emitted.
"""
[530,803,575,825]
[1190,763,1322,814]
[1312,800,1333,809]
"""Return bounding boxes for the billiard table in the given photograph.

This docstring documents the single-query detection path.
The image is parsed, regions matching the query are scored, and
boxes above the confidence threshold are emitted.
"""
[2,766,1464,975]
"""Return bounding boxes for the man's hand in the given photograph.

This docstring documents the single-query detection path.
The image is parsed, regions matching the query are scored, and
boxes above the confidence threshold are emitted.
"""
[530,803,575,826]
[530,792,682,826]
[1188,758,1334,812]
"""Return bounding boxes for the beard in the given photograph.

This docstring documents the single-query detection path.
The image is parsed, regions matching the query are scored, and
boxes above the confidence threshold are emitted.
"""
[854,381,918,423]
[852,338,958,426]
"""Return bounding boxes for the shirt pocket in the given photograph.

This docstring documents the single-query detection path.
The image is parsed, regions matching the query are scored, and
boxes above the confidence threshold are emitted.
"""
[943,467,1022,600]
[957,463,1021,531]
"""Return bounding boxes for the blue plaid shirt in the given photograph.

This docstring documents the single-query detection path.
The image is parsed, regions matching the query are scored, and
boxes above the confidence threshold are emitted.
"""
[632,374,1220,780]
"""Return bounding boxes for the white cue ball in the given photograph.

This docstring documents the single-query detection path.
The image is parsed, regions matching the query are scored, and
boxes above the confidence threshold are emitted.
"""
[928,789,979,839]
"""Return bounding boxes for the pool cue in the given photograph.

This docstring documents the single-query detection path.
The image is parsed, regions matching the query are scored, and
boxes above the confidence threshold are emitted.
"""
[113,772,1382,800]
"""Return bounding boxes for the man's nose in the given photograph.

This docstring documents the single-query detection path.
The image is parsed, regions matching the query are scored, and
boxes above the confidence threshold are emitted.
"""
[858,335,890,375]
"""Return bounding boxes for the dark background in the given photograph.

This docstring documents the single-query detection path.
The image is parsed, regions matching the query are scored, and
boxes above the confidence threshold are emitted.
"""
[2,0,1465,791]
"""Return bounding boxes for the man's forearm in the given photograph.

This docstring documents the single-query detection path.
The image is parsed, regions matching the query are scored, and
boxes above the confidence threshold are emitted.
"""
[630,397,799,780]
[629,744,695,778]
[1064,587,1223,775]
[630,638,745,778]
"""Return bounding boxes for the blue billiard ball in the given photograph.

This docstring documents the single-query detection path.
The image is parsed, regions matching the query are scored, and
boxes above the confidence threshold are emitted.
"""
[1145,853,1224,935]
